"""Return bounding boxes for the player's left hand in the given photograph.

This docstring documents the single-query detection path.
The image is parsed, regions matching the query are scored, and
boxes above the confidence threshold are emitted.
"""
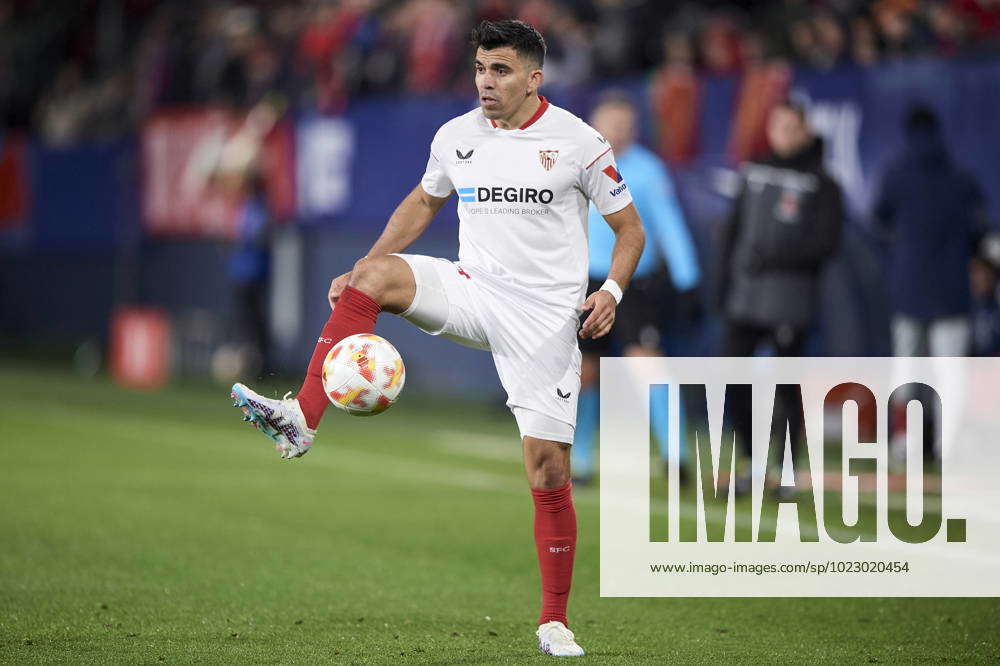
[579,290,617,339]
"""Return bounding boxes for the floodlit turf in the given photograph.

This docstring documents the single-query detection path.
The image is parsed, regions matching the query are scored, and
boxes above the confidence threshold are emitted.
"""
[1,362,998,664]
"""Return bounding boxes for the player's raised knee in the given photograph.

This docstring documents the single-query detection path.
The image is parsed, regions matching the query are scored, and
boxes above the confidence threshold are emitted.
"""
[348,256,391,297]
[347,255,416,313]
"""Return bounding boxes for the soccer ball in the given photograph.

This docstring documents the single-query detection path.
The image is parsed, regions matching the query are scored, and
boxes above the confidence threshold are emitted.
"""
[322,333,405,416]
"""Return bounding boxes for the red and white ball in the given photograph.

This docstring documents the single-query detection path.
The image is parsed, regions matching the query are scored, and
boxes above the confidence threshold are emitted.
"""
[322,334,405,416]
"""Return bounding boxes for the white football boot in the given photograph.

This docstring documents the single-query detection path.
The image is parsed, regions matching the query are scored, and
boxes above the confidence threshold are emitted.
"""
[536,621,585,657]
[230,383,315,459]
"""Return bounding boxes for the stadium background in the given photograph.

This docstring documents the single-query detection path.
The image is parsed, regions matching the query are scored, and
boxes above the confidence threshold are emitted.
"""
[2,0,1000,662]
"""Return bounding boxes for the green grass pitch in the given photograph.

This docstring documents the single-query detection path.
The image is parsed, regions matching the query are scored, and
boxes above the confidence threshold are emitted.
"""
[1,361,998,664]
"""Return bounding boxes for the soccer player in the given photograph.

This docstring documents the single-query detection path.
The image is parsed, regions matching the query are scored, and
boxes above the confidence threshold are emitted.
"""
[229,20,644,657]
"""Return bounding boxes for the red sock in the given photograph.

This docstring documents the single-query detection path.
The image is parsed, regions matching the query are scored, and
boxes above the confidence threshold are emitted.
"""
[532,481,577,627]
[296,286,381,429]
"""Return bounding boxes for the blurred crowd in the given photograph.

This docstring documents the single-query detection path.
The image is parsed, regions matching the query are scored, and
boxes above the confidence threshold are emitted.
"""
[3,0,999,145]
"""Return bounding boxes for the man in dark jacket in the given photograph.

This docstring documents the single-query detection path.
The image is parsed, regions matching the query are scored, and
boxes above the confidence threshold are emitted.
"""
[716,101,843,492]
[876,105,985,465]
[875,105,985,358]
[718,101,843,357]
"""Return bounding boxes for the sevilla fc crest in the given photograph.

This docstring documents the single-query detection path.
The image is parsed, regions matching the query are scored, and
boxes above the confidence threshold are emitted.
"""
[539,150,559,171]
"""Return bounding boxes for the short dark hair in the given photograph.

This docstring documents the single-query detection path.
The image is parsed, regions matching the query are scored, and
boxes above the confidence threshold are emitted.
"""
[906,104,939,133]
[470,20,546,68]
[593,89,637,113]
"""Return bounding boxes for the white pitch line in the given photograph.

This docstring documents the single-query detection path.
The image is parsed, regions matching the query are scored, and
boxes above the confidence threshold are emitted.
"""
[430,430,524,463]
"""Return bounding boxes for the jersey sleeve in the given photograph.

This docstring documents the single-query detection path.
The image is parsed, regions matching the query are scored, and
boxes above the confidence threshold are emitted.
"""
[420,129,453,198]
[581,143,633,216]
[643,160,701,290]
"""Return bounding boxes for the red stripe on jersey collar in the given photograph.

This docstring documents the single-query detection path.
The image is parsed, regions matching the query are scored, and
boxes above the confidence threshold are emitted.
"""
[489,95,549,130]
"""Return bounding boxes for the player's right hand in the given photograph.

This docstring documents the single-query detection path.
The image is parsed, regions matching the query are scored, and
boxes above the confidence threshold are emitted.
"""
[328,271,352,309]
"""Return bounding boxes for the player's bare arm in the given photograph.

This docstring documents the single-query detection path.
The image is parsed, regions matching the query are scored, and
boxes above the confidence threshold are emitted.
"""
[579,203,645,340]
[368,185,451,258]
[327,185,450,309]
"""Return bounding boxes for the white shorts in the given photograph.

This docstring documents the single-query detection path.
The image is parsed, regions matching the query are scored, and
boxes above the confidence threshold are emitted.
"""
[392,254,581,444]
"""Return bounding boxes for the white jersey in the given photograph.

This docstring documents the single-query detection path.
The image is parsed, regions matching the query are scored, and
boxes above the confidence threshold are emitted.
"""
[420,96,633,310]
